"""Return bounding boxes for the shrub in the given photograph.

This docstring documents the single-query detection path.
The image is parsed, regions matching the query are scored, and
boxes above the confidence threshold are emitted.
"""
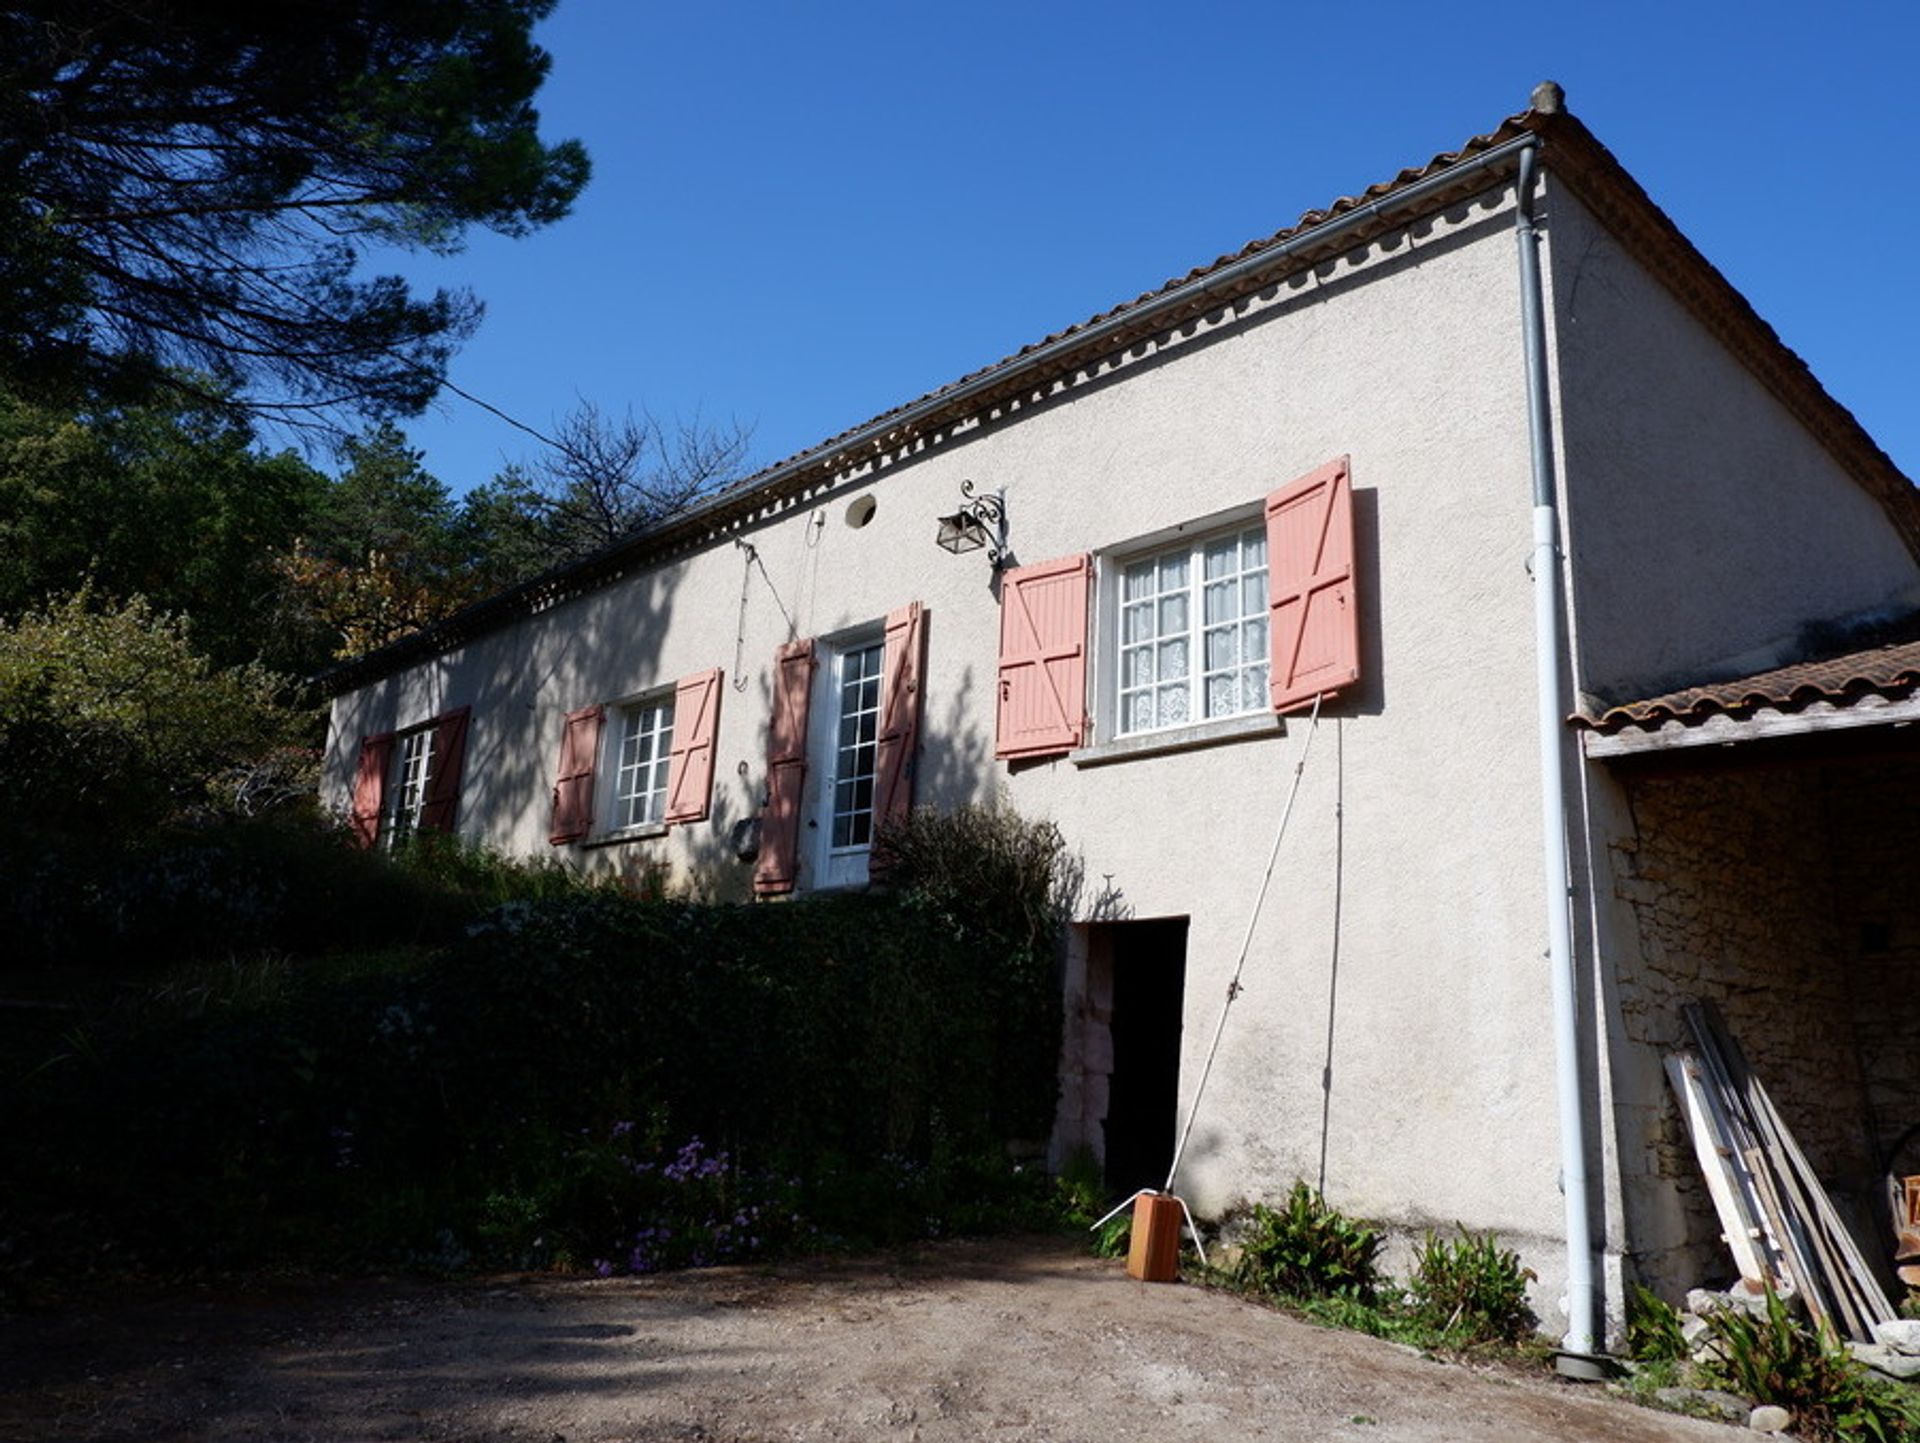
[4,814,621,972]
[873,798,1077,957]
[873,801,1077,1139]
[0,588,310,838]
[1232,1183,1382,1303]
[1626,1282,1691,1363]
[1702,1286,1920,1442]
[1406,1227,1537,1344]
[566,1132,805,1275]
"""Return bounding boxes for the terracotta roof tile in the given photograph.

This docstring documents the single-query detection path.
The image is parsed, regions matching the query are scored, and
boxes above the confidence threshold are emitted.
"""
[320,99,1920,695]
[738,118,1533,480]
[1581,638,1920,731]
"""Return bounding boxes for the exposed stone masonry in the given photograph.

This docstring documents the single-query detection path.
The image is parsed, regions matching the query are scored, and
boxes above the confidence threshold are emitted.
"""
[1605,757,1920,1294]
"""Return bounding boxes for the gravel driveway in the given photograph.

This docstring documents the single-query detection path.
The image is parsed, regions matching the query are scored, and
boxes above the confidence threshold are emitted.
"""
[2,1235,1738,1442]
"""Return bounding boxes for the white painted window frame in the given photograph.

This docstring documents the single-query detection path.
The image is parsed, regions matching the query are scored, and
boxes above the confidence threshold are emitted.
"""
[599,690,677,838]
[1092,502,1269,744]
[810,625,885,890]
[384,723,437,847]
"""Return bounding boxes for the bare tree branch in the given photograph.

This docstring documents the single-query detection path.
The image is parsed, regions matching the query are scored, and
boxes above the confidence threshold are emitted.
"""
[515,400,753,561]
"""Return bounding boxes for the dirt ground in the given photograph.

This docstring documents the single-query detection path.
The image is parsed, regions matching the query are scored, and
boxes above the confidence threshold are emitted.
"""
[1,1235,1740,1443]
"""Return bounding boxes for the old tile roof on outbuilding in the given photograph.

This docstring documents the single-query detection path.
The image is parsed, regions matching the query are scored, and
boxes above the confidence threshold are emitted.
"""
[1581,638,1920,732]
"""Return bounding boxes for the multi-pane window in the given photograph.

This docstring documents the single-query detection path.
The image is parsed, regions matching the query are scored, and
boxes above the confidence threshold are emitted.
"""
[1117,523,1268,735]
[829,641,884,849]
[612,698,675,830]
[385,726,437,843]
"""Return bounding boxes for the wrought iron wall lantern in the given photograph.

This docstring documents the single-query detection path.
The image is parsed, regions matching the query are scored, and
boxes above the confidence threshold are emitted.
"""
[934,480,1009,568]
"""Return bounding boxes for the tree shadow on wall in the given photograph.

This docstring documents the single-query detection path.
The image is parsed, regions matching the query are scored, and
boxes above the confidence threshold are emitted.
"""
[423,548,698,859]
[670,656,1001,902]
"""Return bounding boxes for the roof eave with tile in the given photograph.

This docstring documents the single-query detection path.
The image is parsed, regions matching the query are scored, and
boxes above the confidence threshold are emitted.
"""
[318,104,1920,696]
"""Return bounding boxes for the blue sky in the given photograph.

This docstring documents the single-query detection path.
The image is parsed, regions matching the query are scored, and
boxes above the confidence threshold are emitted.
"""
[391,1,1919,493]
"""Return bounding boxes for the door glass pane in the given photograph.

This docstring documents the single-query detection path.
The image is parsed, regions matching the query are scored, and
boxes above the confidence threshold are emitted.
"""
[829,641,883,853]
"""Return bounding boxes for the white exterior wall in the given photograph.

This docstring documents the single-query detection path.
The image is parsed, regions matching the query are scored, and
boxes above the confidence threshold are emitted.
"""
[1544,183,1919,705]
[327,187,1582,1319]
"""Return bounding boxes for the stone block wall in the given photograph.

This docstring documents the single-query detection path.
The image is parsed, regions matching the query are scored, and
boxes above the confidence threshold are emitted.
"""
[1823,756,1920,1177]
[1606,764,1873,1293]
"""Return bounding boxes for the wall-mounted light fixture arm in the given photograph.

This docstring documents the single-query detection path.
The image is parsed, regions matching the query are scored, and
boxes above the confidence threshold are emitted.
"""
[934,480,1010,568]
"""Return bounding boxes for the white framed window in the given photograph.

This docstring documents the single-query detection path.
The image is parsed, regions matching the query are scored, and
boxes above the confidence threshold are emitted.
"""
[607,695,676,832]
[812,633,884,888]
[384,724,437,845]
[1109,520,1268,737]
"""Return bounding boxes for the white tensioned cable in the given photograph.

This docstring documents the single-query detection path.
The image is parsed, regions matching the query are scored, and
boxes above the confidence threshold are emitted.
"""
[1162,689,1325,1193]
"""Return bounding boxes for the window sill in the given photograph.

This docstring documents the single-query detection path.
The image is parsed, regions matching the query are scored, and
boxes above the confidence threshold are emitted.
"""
[582,822,669,850]
[1069,711,1285,768]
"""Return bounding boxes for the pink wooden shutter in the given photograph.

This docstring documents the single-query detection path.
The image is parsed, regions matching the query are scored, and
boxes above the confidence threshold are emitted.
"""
[753,639,815,895]
[663,668,723,825]
[349,732,394,849]
[995,555,1090,759]
[873,601,927,830]
[548,704,604,845]
[418,706,470,834]
[1267,456,1360,714]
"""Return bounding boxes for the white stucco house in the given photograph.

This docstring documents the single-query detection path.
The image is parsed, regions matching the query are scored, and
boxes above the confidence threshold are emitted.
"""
[320,85,1920,1354]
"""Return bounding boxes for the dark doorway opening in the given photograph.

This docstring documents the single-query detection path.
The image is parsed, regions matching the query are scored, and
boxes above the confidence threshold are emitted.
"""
[1099,916,1189,1196]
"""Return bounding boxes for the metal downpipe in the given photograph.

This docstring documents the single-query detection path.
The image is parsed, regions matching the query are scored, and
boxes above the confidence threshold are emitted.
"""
[1513,134,1598,1360]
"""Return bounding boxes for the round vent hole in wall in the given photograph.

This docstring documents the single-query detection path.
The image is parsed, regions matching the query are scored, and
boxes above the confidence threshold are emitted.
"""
[844,494,877,529]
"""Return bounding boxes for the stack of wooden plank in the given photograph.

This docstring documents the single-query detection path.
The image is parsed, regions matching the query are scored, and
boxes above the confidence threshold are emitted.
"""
[1664,999,1896,1343]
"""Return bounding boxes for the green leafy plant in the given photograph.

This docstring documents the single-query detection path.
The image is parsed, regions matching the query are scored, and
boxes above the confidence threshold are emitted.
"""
[1702,1285,1920,1442]
[1050,1143,1132,1256]
[1231,1183,1382,1303]
[1051,1145,1106,1228]
[1626,1282,1691,1363]
[1092,1212,1133,1259]
[0,588,309,837]
[871,801,1078,1140]
[1407,1227,1537,1344]
[1294,1292,1441,1347]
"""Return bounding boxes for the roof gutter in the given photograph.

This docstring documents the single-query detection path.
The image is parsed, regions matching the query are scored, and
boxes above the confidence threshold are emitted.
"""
[743,132,1540,480]
[319,131,1537,695]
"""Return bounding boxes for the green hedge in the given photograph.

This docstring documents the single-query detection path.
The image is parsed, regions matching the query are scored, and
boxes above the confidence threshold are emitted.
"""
[3,884,1065,1287]
[2,817,620,970]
